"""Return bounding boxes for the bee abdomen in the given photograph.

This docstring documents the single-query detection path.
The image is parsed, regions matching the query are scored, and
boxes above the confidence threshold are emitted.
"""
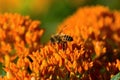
[63,35,73,41]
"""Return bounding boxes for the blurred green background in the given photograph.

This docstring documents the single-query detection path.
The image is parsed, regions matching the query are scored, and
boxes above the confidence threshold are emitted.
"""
[0,0,120,43]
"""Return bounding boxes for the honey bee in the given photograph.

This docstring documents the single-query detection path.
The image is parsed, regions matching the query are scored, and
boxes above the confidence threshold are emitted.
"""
[50,33,73,50]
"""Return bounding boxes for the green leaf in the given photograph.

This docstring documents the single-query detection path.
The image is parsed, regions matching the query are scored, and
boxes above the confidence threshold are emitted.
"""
[13,56,19,64]
[0,62,6,76]
[111,72,120,80]
[100,67,106,73]
[25,43,29,48]
[91,53,96,60]
[76,72,82,79]
[10,49,16,56]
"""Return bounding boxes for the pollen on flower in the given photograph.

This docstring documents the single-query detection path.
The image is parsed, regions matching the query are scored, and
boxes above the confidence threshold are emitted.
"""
[1,6,120,80]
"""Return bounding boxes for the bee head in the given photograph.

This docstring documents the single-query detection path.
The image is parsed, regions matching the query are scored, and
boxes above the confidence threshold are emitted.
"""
[50,37,55,43]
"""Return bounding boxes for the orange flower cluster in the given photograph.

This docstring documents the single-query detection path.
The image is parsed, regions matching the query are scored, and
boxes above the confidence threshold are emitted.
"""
[57,6,120,79]
[0,13,44,79]
[0,6,120,80]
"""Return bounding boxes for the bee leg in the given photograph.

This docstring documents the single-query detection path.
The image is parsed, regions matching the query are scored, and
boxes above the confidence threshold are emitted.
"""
[62,42,67,50]
[57,43,62,50]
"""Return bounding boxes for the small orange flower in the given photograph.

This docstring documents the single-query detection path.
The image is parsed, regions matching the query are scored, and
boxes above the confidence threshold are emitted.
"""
[116,59,120,71]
